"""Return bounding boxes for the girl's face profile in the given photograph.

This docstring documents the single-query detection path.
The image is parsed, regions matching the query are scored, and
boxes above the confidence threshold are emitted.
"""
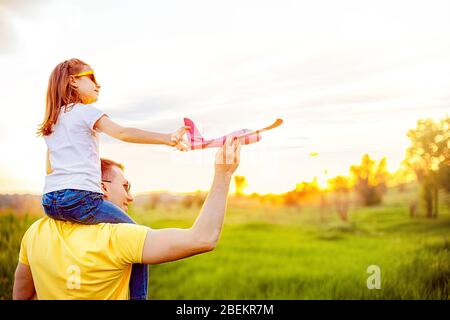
[72,65,101,104]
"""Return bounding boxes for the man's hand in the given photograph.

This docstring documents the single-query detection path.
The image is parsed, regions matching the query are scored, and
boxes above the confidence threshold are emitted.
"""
[169,126,191,152]
[141,135,242,265]
[215,136,241,176]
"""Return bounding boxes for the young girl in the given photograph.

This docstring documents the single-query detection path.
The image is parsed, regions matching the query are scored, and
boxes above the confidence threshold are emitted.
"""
[37,58,190,300]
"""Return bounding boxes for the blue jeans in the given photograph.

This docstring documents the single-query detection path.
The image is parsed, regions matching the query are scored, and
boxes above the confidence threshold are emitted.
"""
[42,189,148,300]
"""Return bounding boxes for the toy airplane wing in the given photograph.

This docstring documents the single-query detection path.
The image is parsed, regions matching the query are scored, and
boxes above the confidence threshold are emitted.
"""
[183,118,283,150]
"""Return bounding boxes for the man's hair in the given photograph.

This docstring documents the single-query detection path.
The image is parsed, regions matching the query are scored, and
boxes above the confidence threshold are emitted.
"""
[101,158,125,181]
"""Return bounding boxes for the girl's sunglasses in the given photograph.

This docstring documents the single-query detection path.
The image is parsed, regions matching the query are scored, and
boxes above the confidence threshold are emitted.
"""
[74,70,98,85]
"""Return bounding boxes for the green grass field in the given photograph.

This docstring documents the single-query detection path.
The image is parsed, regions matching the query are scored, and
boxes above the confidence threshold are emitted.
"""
[1,187,449,299]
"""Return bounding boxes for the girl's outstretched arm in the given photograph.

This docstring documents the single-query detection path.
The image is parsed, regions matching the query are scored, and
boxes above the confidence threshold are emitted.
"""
[94,115,190,151]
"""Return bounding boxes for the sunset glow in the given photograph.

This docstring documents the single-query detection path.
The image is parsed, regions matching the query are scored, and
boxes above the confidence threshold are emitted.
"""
[1,0,449,195]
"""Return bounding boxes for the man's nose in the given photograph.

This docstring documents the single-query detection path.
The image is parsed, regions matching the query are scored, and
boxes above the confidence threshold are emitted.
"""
[127,192,133,202]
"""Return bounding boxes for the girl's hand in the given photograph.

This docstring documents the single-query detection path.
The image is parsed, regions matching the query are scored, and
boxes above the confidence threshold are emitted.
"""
[169,126,191,151]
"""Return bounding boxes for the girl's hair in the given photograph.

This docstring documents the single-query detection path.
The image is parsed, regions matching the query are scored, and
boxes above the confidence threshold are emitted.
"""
[37,58,89,136]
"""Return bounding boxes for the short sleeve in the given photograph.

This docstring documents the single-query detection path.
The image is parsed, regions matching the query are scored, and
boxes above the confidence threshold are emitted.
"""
[109,224,149,265]
[80,104,106,131]
[18,230,30,266]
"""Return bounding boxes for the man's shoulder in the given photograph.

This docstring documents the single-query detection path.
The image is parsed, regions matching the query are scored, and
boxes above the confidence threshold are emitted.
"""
[99,222,150,236]
[100,223,150,249]
[27,216,50,231]
[21,216,50,241]
[24,218,149,239]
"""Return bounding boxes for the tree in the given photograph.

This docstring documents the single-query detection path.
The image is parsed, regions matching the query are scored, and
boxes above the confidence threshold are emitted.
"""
[438,163,450,193]
[182,191,206,209]
[350,154,389,206]
[404,116,449,218]
[327,175,351,221]
[145,193,161,210]
[283,178,321,208]
[234,175,248,197]
[283,190,301,208]
[390,165,416,192]
[295,178,320,202]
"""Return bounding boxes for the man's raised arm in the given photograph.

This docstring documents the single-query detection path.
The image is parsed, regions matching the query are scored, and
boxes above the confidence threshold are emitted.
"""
[141,136,241,264]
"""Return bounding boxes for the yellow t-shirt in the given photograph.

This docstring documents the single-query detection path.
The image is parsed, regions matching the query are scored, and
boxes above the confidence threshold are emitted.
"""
[19,217,149,300]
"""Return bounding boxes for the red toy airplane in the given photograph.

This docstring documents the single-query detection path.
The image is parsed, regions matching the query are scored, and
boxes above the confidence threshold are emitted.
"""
[184,117,283,150]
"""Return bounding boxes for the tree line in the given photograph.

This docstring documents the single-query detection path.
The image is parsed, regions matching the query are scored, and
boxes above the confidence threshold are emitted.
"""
[233,115,449,220]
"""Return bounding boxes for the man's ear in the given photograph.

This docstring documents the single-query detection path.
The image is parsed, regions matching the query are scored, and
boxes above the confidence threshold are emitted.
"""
[101,182,108,196]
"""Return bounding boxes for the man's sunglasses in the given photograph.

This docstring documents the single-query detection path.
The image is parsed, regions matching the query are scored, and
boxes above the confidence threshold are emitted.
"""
[102,180,131,193]
[74,70,98,84]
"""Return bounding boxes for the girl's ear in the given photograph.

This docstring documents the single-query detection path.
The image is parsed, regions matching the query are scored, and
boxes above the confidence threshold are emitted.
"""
[101,182,108,193]
[69,75,78,88]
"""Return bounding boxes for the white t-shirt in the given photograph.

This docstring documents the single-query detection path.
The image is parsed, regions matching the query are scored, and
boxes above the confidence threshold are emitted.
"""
[43,103,106,194]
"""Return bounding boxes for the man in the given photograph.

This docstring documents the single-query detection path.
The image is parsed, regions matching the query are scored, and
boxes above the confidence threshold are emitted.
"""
[13,137,241,299]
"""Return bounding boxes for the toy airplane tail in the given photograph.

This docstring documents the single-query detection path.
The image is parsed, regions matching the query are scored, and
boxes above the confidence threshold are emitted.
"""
[184,118,205,149]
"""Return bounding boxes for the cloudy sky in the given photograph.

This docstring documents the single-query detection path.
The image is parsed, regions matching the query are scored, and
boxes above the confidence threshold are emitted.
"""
[0,0,449,194]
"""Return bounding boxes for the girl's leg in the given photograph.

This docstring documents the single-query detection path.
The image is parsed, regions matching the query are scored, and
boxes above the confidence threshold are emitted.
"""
[42,189,104,224]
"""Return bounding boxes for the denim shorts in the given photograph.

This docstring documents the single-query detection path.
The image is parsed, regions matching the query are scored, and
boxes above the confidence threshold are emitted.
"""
[42,189,103,224]
[42,189,135,225]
